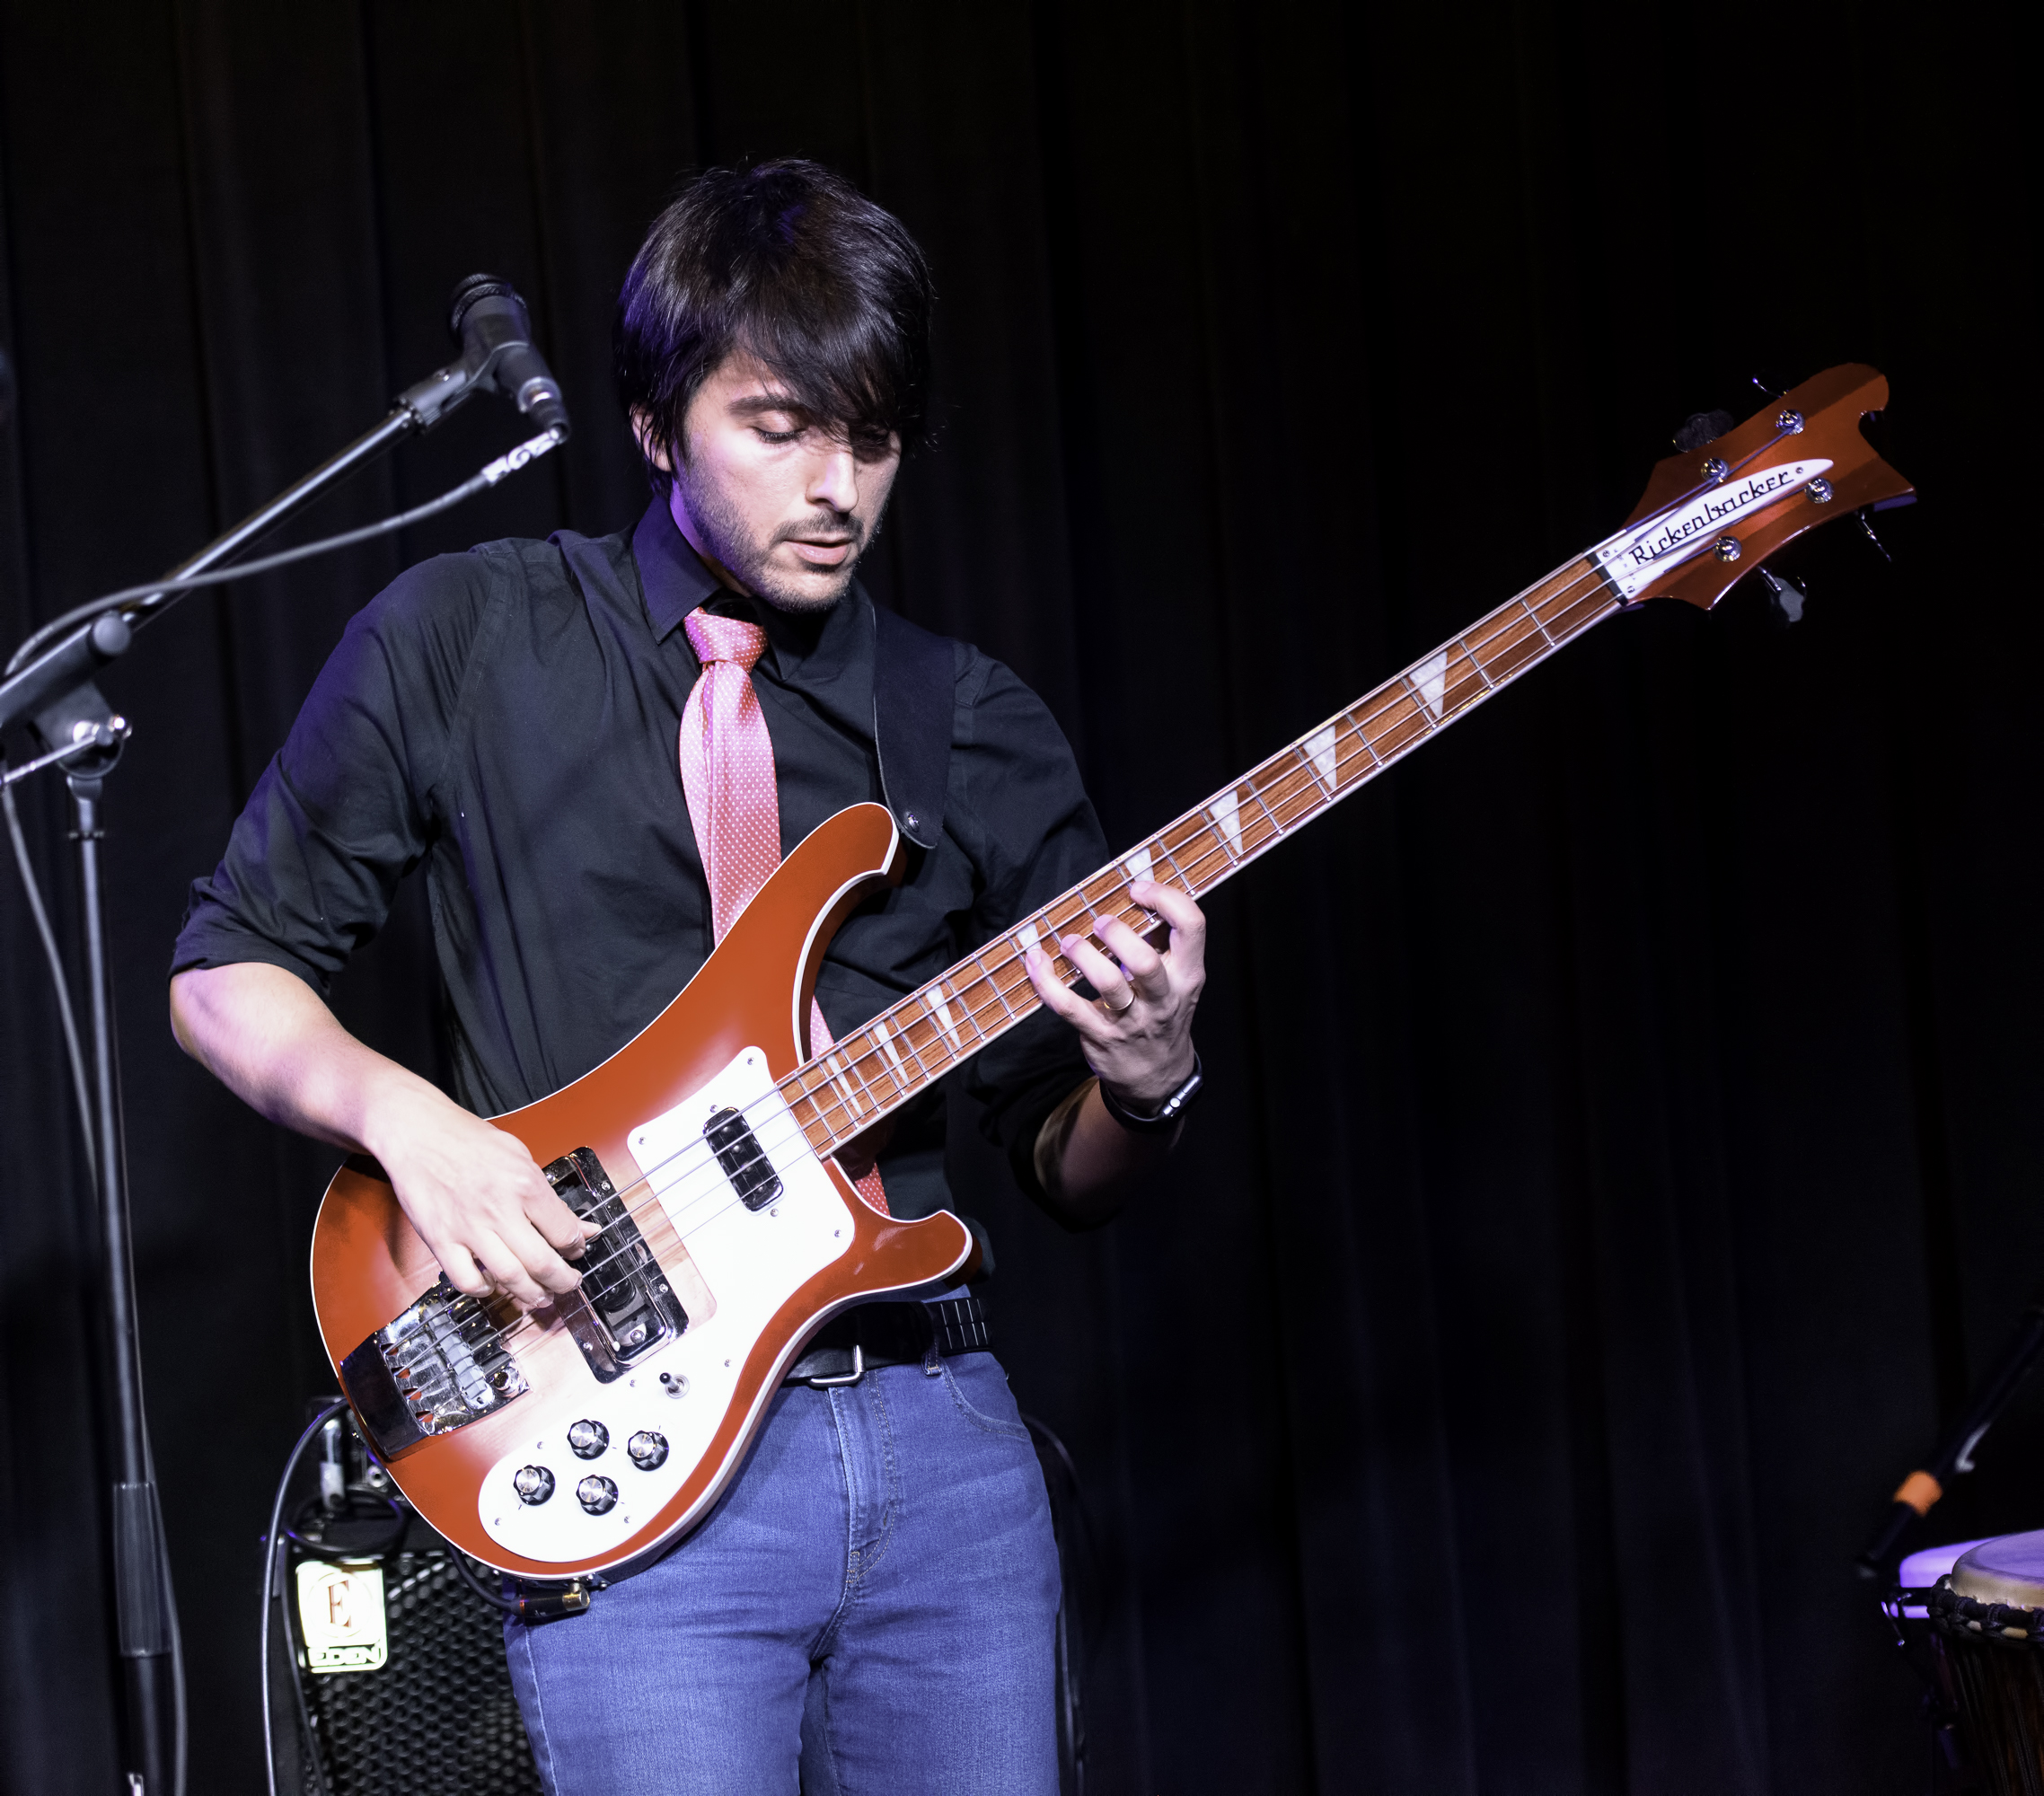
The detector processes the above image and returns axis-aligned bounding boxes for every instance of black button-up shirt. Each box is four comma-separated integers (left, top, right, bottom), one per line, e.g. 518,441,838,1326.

172,499,1106,1219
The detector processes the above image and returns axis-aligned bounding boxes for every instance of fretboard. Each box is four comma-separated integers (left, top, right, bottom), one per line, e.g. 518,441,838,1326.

782,552,1623,1156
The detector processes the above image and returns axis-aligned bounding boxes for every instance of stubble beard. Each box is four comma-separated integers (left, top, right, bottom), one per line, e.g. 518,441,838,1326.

674,457,882,615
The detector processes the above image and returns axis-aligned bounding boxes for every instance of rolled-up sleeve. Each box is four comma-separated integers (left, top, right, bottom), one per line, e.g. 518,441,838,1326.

171,553,487,993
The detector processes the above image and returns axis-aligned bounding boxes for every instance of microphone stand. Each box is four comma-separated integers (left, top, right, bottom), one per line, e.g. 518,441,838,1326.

0,312,548,1792
1856,1290,2044,1578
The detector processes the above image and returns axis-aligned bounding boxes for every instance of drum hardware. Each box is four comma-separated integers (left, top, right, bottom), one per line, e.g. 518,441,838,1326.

1916,1532,2044,1796
1859,1291,2044,1580
1883,1539,1994,1793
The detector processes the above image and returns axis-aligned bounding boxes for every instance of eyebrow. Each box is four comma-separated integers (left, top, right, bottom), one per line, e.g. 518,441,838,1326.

727,393,812,420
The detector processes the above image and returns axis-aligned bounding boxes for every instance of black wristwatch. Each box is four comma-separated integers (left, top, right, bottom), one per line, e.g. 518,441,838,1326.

1098,1053,1204,1135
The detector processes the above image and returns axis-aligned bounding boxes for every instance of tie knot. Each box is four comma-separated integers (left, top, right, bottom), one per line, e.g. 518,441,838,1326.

685,608,766,672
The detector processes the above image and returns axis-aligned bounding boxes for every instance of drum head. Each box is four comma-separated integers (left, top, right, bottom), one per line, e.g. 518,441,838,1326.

1952,1530,2044,1607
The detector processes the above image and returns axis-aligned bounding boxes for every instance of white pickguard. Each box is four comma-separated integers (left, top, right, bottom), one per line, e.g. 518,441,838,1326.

476,1047,853,1563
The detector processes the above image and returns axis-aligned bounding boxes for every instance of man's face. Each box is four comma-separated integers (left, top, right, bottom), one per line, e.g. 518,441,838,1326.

648,350,903,613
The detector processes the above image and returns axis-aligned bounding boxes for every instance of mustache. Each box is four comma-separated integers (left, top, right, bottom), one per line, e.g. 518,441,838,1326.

771,509,865,549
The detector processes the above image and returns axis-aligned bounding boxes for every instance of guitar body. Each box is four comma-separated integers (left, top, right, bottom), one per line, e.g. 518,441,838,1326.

309,802,977,1579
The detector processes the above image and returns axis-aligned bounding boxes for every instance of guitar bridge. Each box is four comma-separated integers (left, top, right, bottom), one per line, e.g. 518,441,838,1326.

339,1277,529,1458
546,1148,688,1383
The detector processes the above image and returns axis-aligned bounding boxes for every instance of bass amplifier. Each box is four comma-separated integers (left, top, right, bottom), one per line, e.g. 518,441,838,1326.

278,1411,545,1795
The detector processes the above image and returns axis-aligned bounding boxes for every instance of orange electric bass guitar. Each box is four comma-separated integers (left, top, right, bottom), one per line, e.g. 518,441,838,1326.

312,365,1912,1580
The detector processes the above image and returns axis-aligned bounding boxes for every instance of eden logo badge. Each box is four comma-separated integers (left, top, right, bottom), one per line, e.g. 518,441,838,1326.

1598,460,1832,600
295,1559,390,1674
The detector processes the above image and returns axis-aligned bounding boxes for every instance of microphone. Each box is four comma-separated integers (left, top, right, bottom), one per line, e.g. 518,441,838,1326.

445,274,572,441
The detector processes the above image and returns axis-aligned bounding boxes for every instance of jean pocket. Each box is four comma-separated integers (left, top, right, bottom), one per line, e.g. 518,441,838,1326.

940,1353,1033,1442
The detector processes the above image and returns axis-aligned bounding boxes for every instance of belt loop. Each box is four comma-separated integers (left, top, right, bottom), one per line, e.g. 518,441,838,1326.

921,1304,942,1377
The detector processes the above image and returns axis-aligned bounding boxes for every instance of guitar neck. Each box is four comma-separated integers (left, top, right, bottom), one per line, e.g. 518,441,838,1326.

783,551,1623,1156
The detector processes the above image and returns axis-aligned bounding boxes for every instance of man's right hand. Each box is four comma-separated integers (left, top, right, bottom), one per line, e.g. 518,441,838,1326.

170,961,593,1307
360,1081,594,1307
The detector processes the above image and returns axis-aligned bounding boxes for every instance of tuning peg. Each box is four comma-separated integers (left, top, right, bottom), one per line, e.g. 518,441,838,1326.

1673,409,1734,452
1856,509,1894,564
1756,568,1807,626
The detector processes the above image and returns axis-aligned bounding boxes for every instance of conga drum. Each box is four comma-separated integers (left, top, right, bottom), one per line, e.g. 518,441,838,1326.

1887,1538,1990,1791
1928,1530,2044,1793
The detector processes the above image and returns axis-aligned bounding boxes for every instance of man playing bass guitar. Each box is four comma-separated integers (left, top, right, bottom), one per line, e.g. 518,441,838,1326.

168,159,1205,1794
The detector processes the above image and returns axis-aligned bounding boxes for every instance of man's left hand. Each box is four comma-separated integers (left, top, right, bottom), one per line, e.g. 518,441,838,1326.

1025,878,1205,1112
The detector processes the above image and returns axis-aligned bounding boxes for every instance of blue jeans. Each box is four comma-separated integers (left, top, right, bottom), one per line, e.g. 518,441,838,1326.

504,1351,1061,1794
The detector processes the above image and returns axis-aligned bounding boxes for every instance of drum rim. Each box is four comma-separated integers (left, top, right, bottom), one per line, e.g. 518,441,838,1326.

1927,1576,2044,1648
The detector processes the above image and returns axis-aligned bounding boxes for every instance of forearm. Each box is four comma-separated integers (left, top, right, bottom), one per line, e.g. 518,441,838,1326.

1033,1078,1179,1228
168,962,458,1161
171,961,590,1305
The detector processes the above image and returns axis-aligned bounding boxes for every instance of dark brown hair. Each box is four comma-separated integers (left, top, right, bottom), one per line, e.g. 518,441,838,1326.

614,160,934,489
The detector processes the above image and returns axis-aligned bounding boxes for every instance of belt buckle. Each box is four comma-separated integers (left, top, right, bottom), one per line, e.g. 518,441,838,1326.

805,1343,865,1388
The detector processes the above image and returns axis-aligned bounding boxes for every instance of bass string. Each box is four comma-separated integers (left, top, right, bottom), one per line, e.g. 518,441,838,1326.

471,594,1595,1343
466,693,1435,1363
454,462,1828,1357
463,580,1616,1349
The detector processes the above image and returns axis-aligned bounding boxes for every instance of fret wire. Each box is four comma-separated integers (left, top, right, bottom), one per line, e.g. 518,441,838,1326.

1517,592,1560,647
980,950,1021,1021
843,1033,901,1109
835,1036,884,1112
797,556,1630,1153
1349,712,1385,770
1457,636,1497,694
831,1062,870,1128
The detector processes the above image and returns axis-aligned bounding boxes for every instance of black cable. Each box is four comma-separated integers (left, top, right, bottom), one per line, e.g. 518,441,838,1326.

261,1399,348,1796
4,424,562,677
442,1540,527,1616
140,1426,188,1796
282,1489,410,1562
1,778,95,1184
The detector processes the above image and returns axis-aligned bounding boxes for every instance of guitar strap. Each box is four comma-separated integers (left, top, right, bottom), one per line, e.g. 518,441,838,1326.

869,601,955,851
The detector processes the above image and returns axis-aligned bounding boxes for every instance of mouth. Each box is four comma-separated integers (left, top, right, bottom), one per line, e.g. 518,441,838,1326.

786,536,857,569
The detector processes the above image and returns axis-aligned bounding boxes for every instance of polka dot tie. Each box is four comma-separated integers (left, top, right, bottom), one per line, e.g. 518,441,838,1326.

680,608,888,1214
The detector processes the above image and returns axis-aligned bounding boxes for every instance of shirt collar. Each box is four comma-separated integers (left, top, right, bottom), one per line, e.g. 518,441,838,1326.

630,496,868,687
633,497,723,642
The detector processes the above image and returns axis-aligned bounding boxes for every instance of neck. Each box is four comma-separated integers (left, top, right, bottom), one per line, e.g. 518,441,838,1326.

777,550,1626,1159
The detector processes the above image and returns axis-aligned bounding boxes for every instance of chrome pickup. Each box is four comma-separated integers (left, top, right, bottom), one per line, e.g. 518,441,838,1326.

339,1276,529,1458
546,1147,688,1383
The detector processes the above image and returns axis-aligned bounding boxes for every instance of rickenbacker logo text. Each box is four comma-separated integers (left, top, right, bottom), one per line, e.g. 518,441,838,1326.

1599,460,1830,600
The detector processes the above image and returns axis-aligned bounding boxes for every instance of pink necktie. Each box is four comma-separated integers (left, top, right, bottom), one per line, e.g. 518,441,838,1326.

680,608,888,1214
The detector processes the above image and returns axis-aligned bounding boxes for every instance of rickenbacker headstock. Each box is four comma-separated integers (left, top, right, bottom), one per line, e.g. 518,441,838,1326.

1613,365,1914,612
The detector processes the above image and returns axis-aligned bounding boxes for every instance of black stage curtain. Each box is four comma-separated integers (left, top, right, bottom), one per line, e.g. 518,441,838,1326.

0,4,2033,1791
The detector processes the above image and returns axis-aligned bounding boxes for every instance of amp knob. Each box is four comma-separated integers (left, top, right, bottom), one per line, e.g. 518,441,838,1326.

577,1475,619,1516
512,1466,556,1506
567,1419,609,1460
627,1431,670,1471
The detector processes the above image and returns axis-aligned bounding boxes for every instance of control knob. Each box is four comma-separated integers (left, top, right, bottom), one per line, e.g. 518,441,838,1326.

513,1466,556,1506
577,1475,619,1516
568,1419,609,1459
627,1431,670,1471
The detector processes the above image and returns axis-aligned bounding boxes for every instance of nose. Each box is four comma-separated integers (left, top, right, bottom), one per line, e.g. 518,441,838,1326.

808,443,859,515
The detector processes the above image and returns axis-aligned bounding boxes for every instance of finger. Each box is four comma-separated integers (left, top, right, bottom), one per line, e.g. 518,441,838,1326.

524,1179,598,1256
1060,931,1134,1013
1132,880,1207,963
499,1211,586,1297
1025,946,1113,1043
1093,912,1168,1000
469,1228,558,1308
435,1238,492,1299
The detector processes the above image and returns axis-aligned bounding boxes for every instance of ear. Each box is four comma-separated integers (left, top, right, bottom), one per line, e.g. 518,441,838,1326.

629,409,675,473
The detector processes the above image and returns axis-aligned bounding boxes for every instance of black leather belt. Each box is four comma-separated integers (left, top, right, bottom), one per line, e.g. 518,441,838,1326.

782,1296,990,1388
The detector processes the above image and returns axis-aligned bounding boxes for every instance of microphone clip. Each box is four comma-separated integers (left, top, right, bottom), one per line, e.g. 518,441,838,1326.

395,274,571,442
